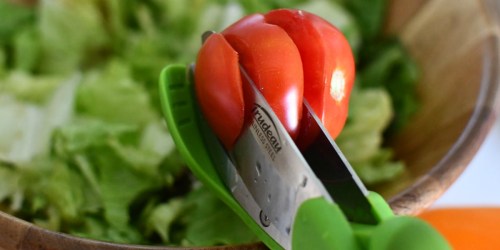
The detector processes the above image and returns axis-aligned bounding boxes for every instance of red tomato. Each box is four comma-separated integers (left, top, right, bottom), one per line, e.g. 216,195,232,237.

194,9,354,151
265,9,355,148
194,33,244,150
222,14,304,140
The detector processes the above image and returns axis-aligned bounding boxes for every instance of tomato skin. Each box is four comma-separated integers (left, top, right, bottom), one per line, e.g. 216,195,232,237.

194,33,244,150
195,10,354,150
265,9,355,148
222,14,304,140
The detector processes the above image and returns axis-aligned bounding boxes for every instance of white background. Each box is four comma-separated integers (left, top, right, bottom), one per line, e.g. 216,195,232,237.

432,116,500,208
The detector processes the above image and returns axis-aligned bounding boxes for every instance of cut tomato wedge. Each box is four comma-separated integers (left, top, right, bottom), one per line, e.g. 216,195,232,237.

194,33,244,150
265,9,355,148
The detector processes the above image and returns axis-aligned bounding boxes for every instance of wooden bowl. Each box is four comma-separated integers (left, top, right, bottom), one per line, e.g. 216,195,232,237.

1,0,499,249
383,0,500,215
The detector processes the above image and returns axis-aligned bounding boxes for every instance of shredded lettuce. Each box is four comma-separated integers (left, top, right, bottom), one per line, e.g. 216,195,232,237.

0,0,35,45
357,40,420,133
12,26,40,72
1,71,63,103
0,48,6,76
76,61,157,126
0,74,79,163
0,0,419,246
180,186,259,246
337,88,405,184
38,0,109,74
337,0,387,40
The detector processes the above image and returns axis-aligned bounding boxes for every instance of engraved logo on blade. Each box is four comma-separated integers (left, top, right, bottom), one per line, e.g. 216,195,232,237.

251,104,282,160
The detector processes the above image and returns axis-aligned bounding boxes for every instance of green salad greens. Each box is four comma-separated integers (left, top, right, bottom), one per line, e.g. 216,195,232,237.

0,0,419,246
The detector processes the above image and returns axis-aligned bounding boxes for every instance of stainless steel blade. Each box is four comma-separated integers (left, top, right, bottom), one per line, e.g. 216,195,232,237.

227,66,332,249
300,102,378,224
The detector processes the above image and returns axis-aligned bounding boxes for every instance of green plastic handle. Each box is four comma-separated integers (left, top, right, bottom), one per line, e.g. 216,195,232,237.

292,192,451,250
292,197,360,249
365,215,451,250
159,64,450,250
159,64,282,250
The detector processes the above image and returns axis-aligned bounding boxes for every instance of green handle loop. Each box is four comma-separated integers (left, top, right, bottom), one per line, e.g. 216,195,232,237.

292,197,360,250
367,215,451,250
292,193,450,250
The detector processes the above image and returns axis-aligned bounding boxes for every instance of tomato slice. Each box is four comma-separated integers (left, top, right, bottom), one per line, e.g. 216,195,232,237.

194,33,244,150
222,14,304,140
265,9,355,148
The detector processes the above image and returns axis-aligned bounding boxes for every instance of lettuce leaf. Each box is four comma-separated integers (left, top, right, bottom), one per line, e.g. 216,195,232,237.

0,47,6,77
337,88,404,184
38,0,109,74
180,186,258,246
0,163,21,208
143,198,185,244
76,61,156,126
1,71,64,104
12,26,40,72
339,0,387,40
0,74,79,163
49,118,171,243
0,0,35,45
358,41,420,133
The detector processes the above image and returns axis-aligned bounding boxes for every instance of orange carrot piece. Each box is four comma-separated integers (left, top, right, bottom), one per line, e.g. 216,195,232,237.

418,208,500,250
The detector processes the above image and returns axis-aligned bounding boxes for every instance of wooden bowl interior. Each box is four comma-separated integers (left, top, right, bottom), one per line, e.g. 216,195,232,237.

381,0,500,214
